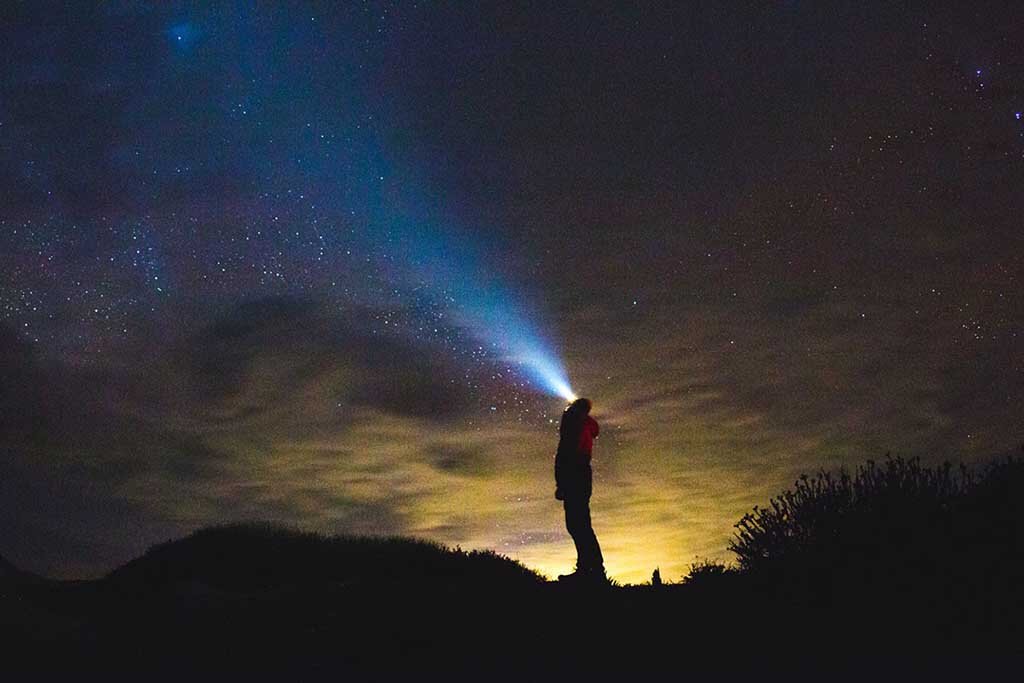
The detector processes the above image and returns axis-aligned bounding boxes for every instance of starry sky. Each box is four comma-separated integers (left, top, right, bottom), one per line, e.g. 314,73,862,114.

2,2,1023,583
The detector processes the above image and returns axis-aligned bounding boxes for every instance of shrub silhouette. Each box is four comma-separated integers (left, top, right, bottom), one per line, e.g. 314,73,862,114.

729,455,1024,608
681,557,734,587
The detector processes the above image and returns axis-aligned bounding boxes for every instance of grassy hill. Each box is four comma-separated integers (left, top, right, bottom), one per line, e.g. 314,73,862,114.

0,554,41,584
5,524,558,673
0,555,20,581
106,523,544,591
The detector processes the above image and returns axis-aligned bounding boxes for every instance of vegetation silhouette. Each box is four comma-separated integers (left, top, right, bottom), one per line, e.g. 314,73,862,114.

731,456,1022,588
3,455,1023,674
108,523,543,591
723,455,1024,646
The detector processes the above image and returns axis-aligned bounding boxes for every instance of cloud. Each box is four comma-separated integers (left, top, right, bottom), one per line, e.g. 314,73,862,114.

173,296,473,423
422,443,496,477
0,298,482,577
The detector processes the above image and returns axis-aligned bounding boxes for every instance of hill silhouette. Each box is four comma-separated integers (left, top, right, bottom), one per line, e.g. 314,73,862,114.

0,554,20,580
4,457,1023,675
0,554,40,584
107,523,543,592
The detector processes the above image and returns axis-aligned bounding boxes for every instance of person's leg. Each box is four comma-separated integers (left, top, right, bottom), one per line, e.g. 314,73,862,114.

565,497,603,573
564,497,588,571
577,497,604,573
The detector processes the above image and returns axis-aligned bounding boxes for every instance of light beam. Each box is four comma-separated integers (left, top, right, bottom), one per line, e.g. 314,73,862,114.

361,203,576,402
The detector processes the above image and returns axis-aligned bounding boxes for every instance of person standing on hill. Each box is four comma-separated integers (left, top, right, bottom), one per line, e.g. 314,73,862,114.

554,397,605,583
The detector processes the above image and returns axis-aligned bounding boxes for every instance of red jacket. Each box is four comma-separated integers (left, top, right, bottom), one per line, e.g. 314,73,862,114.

579,416,600,456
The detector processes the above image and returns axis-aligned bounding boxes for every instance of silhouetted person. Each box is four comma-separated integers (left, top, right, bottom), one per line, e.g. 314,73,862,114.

554,397,605,583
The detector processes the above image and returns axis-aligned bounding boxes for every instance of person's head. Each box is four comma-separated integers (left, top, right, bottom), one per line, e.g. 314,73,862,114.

568,397,592,416
559,397,591,441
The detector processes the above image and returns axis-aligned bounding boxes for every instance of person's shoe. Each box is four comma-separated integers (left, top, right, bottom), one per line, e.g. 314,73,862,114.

558,567,608,586
557,570,584,582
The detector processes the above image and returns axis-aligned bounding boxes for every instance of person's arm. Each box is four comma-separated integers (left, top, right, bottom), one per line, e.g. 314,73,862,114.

590,416,600,438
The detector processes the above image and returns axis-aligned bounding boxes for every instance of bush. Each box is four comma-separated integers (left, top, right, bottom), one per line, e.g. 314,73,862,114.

681,557,734,587
729,455,1024,602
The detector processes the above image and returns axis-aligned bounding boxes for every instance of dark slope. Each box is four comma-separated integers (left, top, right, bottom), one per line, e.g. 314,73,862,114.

7,524,563,673
106,522,543,591
0,555,20,580
0,554,42,584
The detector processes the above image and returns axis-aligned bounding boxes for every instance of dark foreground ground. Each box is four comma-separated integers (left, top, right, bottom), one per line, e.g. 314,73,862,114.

2,526,1021,677
5,574,1020,678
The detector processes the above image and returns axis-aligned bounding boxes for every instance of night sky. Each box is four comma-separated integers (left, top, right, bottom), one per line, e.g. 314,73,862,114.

2,2,1022,583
